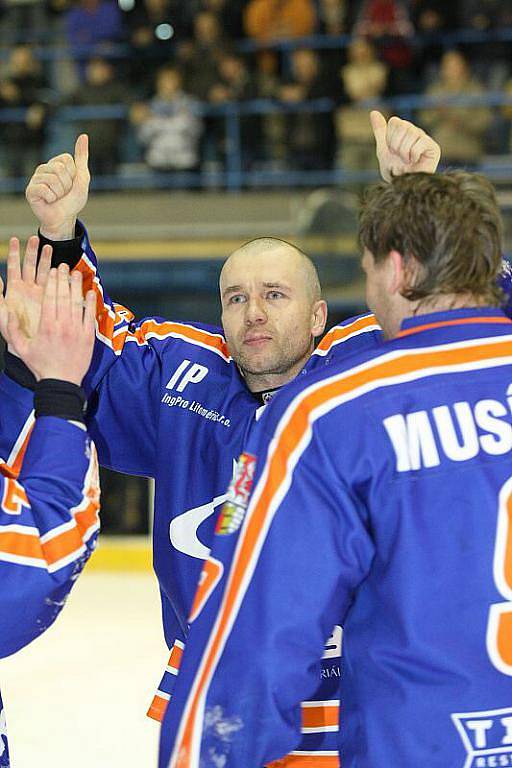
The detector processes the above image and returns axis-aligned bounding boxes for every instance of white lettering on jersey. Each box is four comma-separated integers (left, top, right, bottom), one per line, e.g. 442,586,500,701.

323,625,343,659
169,460,238,559
384,386,512,472
452,706,512,766
166,360,209,393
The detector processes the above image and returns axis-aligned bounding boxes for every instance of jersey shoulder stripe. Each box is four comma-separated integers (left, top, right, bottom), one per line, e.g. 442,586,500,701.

125,320,230,362
171,331,512,767
76,254,130,355
313,313,380,357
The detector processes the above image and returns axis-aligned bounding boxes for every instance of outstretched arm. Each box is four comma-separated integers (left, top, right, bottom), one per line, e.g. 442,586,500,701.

0,263,100,657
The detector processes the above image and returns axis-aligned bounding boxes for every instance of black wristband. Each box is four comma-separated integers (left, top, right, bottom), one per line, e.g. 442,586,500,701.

38,221,85,269
34,379,86,423
5,351,37,391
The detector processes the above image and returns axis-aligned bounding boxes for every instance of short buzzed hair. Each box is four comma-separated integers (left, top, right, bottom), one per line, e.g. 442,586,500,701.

231,237,322,301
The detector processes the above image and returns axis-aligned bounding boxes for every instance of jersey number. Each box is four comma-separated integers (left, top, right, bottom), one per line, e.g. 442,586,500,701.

487,477,512,675
1,478,29,515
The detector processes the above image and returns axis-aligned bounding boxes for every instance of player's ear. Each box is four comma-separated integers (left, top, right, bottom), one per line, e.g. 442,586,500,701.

388,250,408,295
311,299,328,338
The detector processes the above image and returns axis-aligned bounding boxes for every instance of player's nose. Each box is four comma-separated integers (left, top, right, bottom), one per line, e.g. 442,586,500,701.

244,297,267,325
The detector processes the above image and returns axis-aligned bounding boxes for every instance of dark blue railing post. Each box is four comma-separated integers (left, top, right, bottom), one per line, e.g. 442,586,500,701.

224,103,243,192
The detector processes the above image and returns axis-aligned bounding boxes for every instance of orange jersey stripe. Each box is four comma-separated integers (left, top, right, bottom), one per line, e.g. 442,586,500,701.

1,497,100,567
148,693,170,723
316,314,379,353
130,320,230,360
173,333,512,767
268,756,338,768
148,640,185,722
78,250,230,360
169,642,184,670
397,315,512,338
0,448,100,569
0,529,42,560
301,704,339,731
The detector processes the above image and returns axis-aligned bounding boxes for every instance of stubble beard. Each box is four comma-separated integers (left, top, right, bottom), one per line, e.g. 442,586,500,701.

234,336,313,381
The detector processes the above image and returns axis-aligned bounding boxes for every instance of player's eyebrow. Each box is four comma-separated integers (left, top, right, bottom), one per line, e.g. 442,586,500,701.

222,285,244,298
262,282,291,291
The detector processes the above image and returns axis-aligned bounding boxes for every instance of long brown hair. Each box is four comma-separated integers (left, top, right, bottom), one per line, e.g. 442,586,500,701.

359,171,503,304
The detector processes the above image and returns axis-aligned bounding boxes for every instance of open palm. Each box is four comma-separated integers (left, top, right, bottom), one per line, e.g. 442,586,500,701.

3,236,52,342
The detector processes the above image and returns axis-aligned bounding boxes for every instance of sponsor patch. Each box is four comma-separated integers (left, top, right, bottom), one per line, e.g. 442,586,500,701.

452,706,512,768
215,453,256,535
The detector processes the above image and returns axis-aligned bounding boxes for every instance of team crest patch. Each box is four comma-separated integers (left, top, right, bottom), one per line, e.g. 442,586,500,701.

452,706,512,767
215,453,256,535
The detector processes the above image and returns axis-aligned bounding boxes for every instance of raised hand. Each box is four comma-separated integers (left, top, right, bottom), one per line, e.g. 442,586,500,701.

0,264,96,386
370,110,441,183
2,236,52,352
25,134,91,241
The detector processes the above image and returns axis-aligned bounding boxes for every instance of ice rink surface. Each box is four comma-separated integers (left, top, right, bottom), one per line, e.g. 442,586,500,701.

0,569,168,767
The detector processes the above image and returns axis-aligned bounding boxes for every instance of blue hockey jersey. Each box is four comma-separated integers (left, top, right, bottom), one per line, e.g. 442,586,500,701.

0,415,100,766
162,306,512,768
0,226,383,766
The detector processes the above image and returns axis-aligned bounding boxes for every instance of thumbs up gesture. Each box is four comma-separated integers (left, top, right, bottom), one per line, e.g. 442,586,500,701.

25,134,91,240
370,111,441,183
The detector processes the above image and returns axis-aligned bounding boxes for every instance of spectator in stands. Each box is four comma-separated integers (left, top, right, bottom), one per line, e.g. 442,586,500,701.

130,64,202,172
0,44,49,178
125,0,193,92
178,10,225,100
279,48,336,171
419,49,492,167
337,38,388,171
244,0,317,41
65,0,124,78
69,57,130,176
354,0,413,38
354,0,414,93
458,0,512,87
201,0,246,39
410,0,456,32
458,0,512,30
208,51,262,169
410,0,457,86
317,0,347,35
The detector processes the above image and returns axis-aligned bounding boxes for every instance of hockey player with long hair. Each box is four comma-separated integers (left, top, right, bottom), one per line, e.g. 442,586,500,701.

0,113,440,766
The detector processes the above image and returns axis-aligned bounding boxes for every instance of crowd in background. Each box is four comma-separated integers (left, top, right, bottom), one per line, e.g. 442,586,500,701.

0,0,512,179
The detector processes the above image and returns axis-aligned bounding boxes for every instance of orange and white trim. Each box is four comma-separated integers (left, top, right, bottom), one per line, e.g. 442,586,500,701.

125,320,230,362
148,690,171,723
0,445,100,572
268,754,338,768
300,700,339,734
312,313,380,358
170,331,512,768
147,639,186,722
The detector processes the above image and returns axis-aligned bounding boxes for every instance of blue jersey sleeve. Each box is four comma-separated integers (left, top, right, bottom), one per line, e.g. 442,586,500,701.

162,402,375,768
0,224,228,478
0,415,100,657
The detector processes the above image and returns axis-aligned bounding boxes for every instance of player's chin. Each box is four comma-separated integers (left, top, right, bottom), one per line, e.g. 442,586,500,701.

239,350,278,374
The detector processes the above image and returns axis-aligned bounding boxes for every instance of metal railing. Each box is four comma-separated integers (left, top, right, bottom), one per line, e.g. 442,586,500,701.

1,91,512,193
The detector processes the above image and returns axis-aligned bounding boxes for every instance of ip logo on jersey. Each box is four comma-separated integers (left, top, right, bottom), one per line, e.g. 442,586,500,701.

215,453,256,536
452,707,512,768
166,359,209,393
